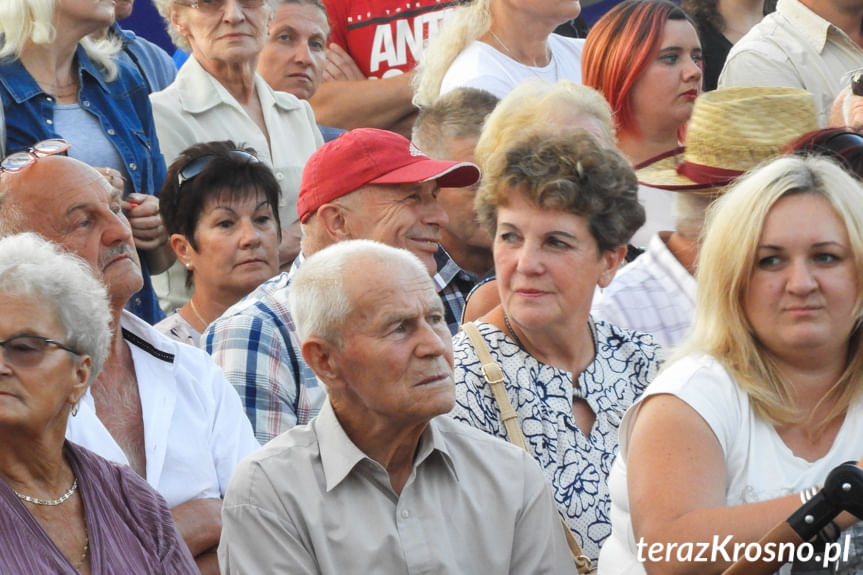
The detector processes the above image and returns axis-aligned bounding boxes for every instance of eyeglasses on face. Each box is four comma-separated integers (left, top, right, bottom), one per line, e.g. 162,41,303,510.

0,335,80,369
0,139,71,174
176,0,267,12
172,150,260,210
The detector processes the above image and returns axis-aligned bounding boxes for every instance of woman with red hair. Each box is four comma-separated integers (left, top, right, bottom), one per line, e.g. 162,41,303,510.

582,0,703,245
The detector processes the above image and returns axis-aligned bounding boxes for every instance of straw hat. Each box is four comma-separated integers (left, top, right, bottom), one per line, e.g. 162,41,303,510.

636,86,818,192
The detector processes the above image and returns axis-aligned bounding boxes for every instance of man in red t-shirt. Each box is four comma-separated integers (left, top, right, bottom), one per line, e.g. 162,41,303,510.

310,0,460,137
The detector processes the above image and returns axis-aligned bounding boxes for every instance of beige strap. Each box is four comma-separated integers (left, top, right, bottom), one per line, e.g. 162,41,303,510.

460,322,594,574
461,321,525,449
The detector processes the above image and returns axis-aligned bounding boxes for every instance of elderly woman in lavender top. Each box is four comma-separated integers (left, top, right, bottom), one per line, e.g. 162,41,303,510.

0,233,196,574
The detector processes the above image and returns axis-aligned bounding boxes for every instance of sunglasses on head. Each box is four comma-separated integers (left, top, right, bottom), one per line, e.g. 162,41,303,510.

172,150,260,211
0,139,70,174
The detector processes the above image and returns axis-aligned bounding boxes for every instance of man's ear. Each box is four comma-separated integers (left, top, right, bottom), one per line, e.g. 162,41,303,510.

301,337,345,391
314,203,352,242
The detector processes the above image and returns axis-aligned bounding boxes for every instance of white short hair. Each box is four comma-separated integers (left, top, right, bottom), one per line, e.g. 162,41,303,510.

289,240,430,344
0,233,112,382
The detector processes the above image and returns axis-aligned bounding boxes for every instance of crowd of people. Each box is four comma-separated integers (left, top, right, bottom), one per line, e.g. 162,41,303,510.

2,0,863,573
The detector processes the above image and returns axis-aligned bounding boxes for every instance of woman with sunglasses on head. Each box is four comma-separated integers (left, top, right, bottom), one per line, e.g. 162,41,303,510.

0,233,197,574
0,0,172,326
150,0,322,315
155,141,281,346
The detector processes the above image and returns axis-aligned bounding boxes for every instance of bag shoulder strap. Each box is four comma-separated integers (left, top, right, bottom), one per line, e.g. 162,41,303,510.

460,321,594,574
461,321,526,450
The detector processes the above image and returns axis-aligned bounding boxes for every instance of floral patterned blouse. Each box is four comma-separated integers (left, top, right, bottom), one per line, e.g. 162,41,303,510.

451,318,662,562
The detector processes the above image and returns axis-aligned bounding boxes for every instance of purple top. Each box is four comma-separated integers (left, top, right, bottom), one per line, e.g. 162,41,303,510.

0,441,197,574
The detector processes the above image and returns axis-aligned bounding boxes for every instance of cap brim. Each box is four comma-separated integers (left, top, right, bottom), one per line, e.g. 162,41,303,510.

370,159,481,188
636,152,730,192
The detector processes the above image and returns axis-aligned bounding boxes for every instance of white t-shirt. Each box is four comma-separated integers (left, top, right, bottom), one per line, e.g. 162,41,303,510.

439,34,585,99
600,353,863,574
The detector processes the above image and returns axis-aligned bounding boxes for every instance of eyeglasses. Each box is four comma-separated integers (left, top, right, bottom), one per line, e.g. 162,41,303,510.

0,139,70,174
0,335,80,369
172,150,260,209
177,0,267,12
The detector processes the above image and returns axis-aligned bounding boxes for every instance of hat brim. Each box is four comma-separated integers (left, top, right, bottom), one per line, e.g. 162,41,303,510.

636,151,731,192
370,159,481,188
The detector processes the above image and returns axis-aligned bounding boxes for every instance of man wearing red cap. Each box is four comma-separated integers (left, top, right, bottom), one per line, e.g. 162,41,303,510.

202,128,480,444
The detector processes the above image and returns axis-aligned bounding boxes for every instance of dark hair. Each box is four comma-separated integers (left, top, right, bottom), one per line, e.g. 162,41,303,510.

783,128,863,180
476,130,645,253
159,140,282,251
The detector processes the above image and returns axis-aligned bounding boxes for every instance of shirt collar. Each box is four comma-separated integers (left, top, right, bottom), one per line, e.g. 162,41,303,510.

178,55,302,115
0,45,108,103
778,0,836,53
316,400,458,492
432,245,477,291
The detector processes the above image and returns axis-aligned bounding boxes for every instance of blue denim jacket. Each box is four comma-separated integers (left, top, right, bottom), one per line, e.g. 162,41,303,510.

0,46,167,324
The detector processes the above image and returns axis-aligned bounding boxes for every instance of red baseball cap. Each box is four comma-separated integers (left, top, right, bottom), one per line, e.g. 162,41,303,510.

298,128,481,223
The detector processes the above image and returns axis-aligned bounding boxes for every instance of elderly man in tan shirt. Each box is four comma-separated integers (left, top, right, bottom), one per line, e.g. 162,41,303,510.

218,240,575,575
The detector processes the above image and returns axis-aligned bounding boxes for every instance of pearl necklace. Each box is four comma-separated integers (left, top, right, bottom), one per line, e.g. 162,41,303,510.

13,478,78,506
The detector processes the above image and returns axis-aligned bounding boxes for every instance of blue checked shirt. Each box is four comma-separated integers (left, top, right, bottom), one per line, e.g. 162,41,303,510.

432,246,480,335
202,255,325,444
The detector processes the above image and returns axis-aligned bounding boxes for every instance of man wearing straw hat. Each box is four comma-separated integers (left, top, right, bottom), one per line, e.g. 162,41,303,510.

592,86,818,347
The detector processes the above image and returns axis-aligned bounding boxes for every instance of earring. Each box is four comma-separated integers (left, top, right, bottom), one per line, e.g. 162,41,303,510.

71,403,79,417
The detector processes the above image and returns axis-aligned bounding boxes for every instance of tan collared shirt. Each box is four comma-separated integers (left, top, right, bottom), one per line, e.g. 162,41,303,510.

719,0,863,125
219,400,576,574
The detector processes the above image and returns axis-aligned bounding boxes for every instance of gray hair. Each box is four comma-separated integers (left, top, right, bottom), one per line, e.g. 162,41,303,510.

289,240,429,344
412,87,499,159
0,233,112,383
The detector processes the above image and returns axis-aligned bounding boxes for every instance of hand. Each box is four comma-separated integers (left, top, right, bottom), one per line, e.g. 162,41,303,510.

323,43,366,82
123,193,168,252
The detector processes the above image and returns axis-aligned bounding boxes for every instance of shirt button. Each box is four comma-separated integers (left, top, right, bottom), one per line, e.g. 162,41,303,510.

82,100,90,108
400,510,409,519
129,163,138,171
107,128,116,135
46,119,53,125
275,172,285,181
45,96,53,102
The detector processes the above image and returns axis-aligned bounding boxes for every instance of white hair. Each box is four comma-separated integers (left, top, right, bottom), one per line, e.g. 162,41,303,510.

0,233,112,382
289,240,430,344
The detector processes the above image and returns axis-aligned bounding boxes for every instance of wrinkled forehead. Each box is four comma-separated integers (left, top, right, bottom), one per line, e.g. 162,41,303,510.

3,156,118,211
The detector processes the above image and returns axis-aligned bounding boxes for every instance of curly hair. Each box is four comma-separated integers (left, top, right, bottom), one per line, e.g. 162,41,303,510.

476,129,644,253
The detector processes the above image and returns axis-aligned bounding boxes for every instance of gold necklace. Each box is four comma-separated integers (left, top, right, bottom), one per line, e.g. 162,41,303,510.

13,478,78,506
488,29,554,70
188,299,210,332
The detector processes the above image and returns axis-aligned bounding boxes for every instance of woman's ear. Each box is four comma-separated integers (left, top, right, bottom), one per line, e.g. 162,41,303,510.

170,7,189,38
597,245,628,288
69,354,92,407
171,234,195,270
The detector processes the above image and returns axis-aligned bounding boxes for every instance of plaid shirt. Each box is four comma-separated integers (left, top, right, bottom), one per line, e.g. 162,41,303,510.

432,246,479,335
202,255,325,444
